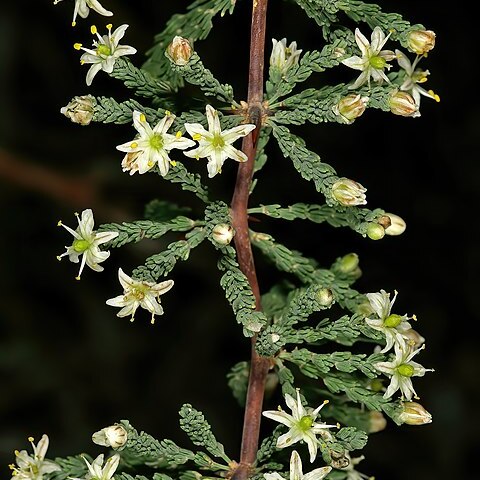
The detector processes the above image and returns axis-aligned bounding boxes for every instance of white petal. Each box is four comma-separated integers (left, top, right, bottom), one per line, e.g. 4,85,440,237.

223,144,248,163
103,454,120,479
277,429,303,449
341,55,367,71
205,104,221,135
262,410,295,427
114,45,137,57
303,431,319,463
184,122,210,139
118,268,134,289
303,467,332,480
111,24,129,46
290,450,303,479
284,393,298,414
370,26,386,53
86,62,103,86
153,279,175,295
222,123,256,144
349,70,369,89
88,0,113,16
106,295,128,308
354,28,370,56
264,474,284,480
383,375,400,399
35,435,49,460
132,110,153,138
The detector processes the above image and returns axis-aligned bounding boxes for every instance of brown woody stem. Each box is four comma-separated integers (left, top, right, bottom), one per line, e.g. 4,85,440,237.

231,1,270,479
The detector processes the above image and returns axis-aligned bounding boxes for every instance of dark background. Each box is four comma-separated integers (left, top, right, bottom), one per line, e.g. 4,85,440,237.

0,1,477,479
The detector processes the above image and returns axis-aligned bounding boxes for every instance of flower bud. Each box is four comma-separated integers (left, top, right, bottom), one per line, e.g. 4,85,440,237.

316,288,334,307
270,38,302,73
407,30,436,55
389,91,419,118
384,213,407,236
332,178,367,206
333,94,369,124
366,223,385,240
212,224,234,245
398,402,432,425
338,253,359,274
166,36,193,66
333,47,346,59
377,215,392,230
369,411,387,433
403,328,425,348
92,424,128,448
60,95,95,126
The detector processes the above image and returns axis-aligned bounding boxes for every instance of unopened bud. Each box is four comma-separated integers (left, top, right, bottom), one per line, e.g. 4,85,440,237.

399,402,432,425
270,38,302,73
390,91,419,118
404,328,425,348
92,424,128,448
333,94,369,124
384,213,407,236
368,378,384,393
333,47,346,59
61,95,95,125
316,288,334,307
332,178,367,206
339,253,359,274
166,36,193,66
212,224,234,245
369,411,387,433
366,223,385,240
377,215,392,230
407,30,436,55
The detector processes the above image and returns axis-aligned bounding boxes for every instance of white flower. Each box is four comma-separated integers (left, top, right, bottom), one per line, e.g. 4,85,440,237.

183,105,256,178
262,390,338,463
264,451,331,480
71,454,120,480
342,27,396,89
396,50,440,106
374,343,433,401
270,38,302,73
365,290,413,353
57,209,118,280
74,24,136,86
54,0,113,27
106,268,174,324
331,178,367,206
9,435,60,480
92,424,128,449
341,453,372,480
116,111,195,176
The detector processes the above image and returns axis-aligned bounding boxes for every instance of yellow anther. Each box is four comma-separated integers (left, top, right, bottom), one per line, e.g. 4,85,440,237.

57,220,63,226
170,160,177,167
175,131,182,138
336,422,341,428
72,21,76,27
323,399,329,405
150,317,155,325
418,77,428,83
90,25,97,35
140,113,146,122
80,60,85,65
412,314,418,321
74,211,79,216
14,450,20,456
106,23,113,30
74,43,82,50
28,437,34,442
193,133,202,141
130,142,138,149
130,317,135,322
9,464,15,470
75,276,81,281
428,90,440,102
148,161,154,166
56,256,62,261
165,110,171,116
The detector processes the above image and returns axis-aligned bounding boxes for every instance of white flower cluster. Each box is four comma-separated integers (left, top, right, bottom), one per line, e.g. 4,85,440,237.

366,290,434,402
262,390,370,479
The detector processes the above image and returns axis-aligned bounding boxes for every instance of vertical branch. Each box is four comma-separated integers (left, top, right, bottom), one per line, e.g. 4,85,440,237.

231,1,270,479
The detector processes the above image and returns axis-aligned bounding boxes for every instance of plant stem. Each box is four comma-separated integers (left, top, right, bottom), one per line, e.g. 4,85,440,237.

231,1,270,479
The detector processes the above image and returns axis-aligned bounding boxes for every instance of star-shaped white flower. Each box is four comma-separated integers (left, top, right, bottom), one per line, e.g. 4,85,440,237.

374,343,433,401
74,24,136,86
71,454,119,480
342,27,396,89
396,50,440,106
262,390,338,463
9,435,60,480
183,105,256,178
116,111,195,176
365,290,412,353
54,0,113,27
106,268,174,324
57,209,118,280
264,451,331,480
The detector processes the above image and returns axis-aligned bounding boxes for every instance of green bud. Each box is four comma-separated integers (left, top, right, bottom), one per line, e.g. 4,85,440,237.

367,223,385,240
384,314,403,328
316,288,334,307
339,253,359,274
369,378,384,392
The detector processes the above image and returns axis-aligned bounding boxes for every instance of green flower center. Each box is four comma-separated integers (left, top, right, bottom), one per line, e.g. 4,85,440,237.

211,134,225,149
97,44,112,56
129,284,150,302
72,239,91,253
369,55,387,69
384,314,403,328
397,364,415,377
298,415,314,431
149,133,164,151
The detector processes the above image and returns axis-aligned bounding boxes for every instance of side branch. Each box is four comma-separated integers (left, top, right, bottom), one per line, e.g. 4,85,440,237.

231,1,270,479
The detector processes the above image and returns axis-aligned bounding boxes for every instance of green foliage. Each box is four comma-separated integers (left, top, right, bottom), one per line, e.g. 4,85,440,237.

144,200,192,222
162,163,210,203
226,361,249,406
170,53,235,104
256,426,284,464
92,97,163,124
50,455,88,480
218,246,268,337
110,58,172,99
144,0,237,87
179,404,231,463
99,217,199,248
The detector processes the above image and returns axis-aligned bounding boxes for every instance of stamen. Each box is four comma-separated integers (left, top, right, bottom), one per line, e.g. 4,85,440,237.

74,43,82,50
170,160,177,167
90,25,97,35
75,276,81,281
193,133,202,141
106,24,113,30
175,131,182,138
72,21,76,27
57,220,63,226
130,142,138,148
140,113,146,122
28,437,34,442
165,110,171,116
